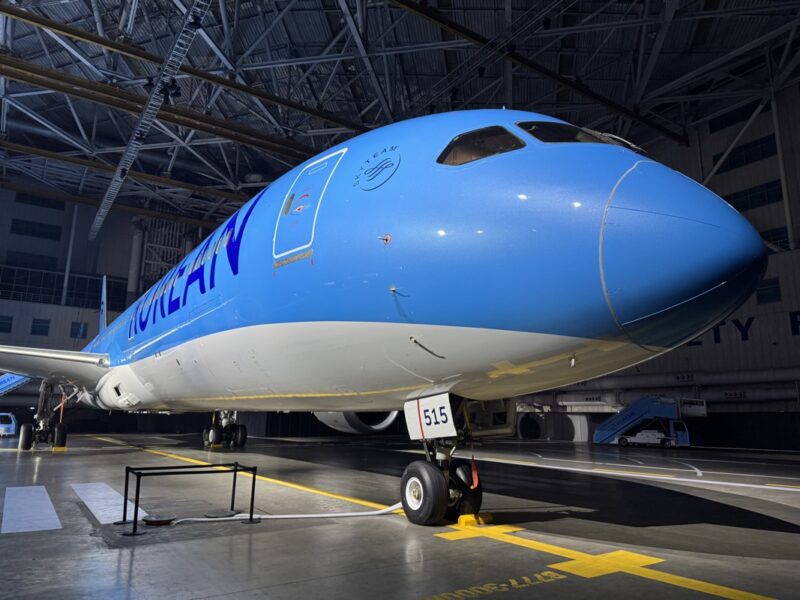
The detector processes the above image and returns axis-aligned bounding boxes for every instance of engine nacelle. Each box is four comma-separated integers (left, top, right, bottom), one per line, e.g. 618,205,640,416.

313,411,399,434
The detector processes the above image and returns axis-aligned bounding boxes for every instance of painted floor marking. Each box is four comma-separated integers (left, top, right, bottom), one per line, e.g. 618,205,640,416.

1,486,62,534
670,460,703,477
765,483,800,490
89,439,389,511
437,524,771,600
71,482,147,524
96,436,774,600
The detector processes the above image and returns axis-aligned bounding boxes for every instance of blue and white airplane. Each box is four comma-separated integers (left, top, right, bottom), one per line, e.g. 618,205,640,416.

0,109,766,524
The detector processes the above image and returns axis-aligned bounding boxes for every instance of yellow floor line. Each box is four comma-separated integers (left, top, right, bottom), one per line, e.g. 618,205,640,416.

765,483,800,490
94,436,772,600
592,468,675,478
95,437,388,511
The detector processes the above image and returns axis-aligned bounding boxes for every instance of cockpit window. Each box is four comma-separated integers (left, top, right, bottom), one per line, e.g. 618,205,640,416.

517,121,608,144
517,121,647,155
437,126,525,166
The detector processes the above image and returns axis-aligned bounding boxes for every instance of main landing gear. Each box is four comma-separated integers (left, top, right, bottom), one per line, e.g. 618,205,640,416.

202,411,247,449
19,382,70,451
400,441,483,525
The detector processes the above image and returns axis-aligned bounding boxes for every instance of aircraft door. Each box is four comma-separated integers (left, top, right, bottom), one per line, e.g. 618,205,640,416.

273,148,347,265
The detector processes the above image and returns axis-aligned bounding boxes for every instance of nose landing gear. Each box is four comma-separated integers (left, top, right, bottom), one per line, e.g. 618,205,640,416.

400,440,484,526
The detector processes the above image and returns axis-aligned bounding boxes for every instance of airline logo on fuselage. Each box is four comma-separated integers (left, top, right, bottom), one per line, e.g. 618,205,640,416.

128,196,261,339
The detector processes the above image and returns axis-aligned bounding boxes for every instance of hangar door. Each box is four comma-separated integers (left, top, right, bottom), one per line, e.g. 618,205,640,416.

272,148,347,263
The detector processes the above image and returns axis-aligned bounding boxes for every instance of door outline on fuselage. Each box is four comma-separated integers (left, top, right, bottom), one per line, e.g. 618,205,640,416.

272,148,348,261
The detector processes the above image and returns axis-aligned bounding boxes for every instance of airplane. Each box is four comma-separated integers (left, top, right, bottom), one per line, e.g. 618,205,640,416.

0,109,767,525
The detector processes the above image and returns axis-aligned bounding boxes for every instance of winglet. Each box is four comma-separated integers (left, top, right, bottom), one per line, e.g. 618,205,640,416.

99,275,107,334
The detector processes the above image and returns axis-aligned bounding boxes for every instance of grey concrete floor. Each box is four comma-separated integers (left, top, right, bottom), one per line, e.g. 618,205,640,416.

0,433,798,599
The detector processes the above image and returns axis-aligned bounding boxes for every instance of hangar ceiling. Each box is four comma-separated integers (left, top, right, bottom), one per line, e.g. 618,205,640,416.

0,0,798,232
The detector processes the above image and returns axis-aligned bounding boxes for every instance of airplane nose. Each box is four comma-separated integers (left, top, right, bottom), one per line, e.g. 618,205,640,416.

601,161,767,349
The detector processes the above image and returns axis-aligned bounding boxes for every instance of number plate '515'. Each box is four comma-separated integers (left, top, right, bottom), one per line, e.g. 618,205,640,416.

403,393,457,440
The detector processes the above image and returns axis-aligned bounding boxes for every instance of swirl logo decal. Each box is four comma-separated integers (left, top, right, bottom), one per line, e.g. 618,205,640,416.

354,146,400,191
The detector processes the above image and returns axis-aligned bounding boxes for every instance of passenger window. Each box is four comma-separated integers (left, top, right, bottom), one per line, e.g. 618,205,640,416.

437,126,525,166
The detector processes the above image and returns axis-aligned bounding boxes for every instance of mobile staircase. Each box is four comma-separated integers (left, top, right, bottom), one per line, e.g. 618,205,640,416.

593,395,685,445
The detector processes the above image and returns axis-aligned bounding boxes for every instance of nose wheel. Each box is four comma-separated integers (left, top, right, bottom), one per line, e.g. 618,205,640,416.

401,460,448,525
400,449,483,526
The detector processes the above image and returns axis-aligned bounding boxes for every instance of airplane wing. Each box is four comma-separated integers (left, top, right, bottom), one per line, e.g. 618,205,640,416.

0,345,110,392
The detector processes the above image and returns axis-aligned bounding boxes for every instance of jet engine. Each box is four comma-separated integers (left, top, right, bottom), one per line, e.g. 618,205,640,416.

313,411,399,434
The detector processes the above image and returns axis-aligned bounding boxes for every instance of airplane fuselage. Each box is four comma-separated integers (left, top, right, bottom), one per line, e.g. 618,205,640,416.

81,109,766,412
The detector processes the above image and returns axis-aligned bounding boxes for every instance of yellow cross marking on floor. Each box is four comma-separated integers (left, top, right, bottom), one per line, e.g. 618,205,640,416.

435,522,772,599
549,550,664,577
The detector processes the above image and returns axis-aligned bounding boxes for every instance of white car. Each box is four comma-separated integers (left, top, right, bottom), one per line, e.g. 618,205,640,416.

616,429,674,447
0,413,17,437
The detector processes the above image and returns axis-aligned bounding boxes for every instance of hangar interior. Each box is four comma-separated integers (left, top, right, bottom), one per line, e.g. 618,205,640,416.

0,1,798,599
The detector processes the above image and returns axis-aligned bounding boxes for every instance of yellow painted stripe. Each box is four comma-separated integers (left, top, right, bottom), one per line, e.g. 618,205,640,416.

628,566,772,600
765,483,800,490
91,435,129,446
126,444,389,511
592,468,675,478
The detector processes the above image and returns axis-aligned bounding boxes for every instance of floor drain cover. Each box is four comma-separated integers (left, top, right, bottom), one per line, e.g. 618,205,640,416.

143,515,176,526
204,509,240,519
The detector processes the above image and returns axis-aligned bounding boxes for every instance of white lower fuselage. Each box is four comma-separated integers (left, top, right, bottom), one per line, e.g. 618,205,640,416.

94,322,656,412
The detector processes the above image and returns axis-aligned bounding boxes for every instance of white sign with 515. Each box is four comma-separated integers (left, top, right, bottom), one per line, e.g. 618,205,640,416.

404,393,457,440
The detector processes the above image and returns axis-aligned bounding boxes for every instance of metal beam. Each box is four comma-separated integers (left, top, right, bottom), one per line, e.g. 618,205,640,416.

644,17,800,103
0,139,246,203
89,0,211,239
336,0,393,122
0,53,313,162
0,178,217,229
388,0,686,143
0,2,367,133
703,97,768,185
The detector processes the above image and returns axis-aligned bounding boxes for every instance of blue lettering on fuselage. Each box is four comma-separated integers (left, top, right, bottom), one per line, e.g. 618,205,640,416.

128,195,262,340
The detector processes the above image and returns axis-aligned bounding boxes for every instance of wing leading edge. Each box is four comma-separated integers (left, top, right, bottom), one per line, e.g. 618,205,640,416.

0,344,110,392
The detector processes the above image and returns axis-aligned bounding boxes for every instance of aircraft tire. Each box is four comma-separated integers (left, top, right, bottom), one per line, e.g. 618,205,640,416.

202,428,210,446
401,460,447,526
208,425,224,445
445,459,483,522
233,425,247,447
54,424,67,447
18,424,32,451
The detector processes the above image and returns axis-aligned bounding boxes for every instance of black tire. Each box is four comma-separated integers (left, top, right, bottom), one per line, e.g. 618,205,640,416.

223,424,236,445
18,424,32,451
208,425,224,445
401,460,448,526
445,459,483,522
202,428,210,446
619,437,629,447
660,438,670,448
233,425,247,447
53,423,67,447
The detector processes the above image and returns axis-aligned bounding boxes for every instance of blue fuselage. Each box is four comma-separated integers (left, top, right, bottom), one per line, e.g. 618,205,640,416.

81,109,765,409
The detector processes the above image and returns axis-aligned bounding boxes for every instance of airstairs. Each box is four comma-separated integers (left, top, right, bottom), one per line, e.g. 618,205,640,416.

592,395,683,444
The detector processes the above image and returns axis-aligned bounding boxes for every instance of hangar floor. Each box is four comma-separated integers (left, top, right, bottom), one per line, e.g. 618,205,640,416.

0,434,798,599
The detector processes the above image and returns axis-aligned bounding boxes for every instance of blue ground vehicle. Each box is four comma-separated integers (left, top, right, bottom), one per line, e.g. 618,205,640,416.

0,413,17,437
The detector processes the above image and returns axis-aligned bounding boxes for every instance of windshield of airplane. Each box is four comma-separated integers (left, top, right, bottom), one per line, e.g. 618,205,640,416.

517,121,647,155
516,121,612,144
437,125,525,166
